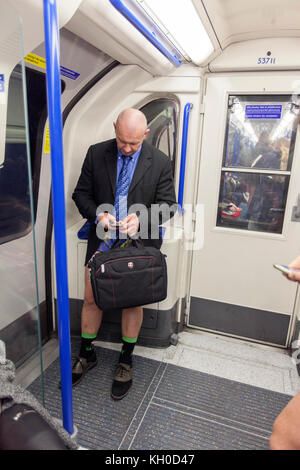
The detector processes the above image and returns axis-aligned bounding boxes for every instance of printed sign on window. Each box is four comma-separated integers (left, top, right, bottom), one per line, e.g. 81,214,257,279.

245,105,282,119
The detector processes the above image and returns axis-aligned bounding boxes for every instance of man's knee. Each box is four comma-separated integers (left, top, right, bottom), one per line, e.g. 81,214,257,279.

83,268,95,306
270,413,300,450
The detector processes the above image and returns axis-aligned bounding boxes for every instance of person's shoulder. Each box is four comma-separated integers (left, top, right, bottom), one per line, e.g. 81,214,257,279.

90,138,117,153
142,140,170,164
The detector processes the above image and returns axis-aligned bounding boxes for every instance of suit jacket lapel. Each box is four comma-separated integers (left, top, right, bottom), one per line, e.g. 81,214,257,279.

129,142,152,195
104,140,118,197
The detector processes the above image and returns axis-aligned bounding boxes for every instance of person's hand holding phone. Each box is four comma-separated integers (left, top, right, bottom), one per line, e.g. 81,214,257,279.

288,255,300,282
274,256,300,282
118,213,140,237
97,212,118,231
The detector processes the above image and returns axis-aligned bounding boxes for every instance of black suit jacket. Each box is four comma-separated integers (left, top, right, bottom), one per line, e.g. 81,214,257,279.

72,139,177,264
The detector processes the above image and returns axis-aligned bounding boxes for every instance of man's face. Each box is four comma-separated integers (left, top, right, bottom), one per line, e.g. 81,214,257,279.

114,122,149,156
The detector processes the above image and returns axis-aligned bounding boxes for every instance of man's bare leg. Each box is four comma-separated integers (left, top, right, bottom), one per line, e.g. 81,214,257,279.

121,306,143,339
71,267,103,387
81,266,103,335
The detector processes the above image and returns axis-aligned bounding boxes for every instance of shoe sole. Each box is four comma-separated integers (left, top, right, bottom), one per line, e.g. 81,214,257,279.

111,388,131,400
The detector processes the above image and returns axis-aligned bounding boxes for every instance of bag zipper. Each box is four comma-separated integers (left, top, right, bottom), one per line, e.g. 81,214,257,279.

96,255,155,275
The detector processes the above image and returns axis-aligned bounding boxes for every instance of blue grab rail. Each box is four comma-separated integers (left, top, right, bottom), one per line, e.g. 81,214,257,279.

109,0,182,67
43,0,74,435
178,103,193,209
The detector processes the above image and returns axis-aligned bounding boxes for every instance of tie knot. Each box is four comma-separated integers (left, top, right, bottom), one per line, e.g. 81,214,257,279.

121,155,132,170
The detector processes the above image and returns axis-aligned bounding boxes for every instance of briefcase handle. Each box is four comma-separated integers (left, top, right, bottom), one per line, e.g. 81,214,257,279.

110,236,144,250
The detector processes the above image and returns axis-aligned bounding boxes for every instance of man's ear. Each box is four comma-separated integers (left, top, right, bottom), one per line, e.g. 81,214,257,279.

113,122,117,131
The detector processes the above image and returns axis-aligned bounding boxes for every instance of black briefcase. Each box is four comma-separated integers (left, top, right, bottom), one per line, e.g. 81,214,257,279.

88,239,168,310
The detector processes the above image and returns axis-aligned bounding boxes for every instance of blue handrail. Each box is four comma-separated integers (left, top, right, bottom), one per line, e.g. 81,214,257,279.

43,0,73,435
109,0,182,67
178,103,193,209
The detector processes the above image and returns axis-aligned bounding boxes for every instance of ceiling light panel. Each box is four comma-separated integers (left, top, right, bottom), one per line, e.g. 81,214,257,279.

138,0,214,64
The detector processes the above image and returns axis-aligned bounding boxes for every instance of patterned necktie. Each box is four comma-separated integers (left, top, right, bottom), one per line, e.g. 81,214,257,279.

97,154,133,251
114,155,132,222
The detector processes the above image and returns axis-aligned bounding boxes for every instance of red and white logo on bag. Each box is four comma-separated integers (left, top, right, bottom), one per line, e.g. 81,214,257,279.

128,262,134,269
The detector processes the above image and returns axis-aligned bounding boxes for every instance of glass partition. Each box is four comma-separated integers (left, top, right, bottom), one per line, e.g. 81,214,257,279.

217,95,299,233
1,64,32,245
0,2,43,399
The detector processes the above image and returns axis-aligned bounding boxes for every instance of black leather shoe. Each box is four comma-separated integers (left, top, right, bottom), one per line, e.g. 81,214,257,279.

71,352,98,387
111,362,133,400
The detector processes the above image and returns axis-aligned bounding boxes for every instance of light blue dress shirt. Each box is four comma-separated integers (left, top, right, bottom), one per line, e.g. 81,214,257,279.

116,146,142,186
95,145,142,225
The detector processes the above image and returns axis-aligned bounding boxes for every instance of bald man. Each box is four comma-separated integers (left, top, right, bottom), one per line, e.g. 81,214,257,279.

72,109,177,400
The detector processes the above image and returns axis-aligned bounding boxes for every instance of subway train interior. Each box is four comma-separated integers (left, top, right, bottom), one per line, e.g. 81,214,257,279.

2,0,300,451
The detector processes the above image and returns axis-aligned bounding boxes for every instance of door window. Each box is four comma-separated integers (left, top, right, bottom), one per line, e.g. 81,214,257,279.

217,95,299,233
0,64,65,246
140,98,179,176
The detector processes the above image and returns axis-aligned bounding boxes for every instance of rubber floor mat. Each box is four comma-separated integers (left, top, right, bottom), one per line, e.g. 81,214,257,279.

27,338,292,450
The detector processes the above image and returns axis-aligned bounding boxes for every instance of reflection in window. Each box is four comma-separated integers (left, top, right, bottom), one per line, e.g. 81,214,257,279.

217,95,298,234
223,95,298,171
217,172,289,233
140,98,179,175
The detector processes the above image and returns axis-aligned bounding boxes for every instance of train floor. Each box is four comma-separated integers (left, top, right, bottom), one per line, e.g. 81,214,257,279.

20,329,300,450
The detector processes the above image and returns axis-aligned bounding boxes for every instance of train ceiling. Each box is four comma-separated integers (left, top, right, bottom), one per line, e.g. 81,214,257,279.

198,0,300,50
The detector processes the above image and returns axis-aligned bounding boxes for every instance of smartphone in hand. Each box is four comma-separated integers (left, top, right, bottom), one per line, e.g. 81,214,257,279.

273,264,300,275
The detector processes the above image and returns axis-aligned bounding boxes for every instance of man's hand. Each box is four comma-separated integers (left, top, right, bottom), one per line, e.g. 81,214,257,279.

97,212,118,231
118,213,140,237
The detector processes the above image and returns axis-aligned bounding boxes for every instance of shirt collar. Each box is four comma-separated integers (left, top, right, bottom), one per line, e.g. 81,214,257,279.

117,145,142,160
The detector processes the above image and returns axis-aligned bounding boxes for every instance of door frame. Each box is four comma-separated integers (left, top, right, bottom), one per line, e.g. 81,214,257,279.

187,73,300,348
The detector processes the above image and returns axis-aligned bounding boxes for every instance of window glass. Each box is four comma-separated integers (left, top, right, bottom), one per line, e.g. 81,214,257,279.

217,95,298,234
217,171,289,233
25,67,47,182
0,64,30,245
223,95,298,171
0,64,64,246
140,98,179,175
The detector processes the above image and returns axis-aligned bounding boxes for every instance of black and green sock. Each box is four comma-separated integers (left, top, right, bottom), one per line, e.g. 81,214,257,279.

80,333,97,359
119,336,137,365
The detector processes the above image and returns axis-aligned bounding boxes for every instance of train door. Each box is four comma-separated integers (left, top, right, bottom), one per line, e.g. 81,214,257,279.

188,72,300,347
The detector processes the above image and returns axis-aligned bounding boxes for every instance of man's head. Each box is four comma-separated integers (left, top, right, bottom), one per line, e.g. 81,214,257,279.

114,108,149,156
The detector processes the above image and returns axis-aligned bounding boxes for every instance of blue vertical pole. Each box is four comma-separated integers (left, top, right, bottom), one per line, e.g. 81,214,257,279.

43,0,73,434
178,103,193,210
